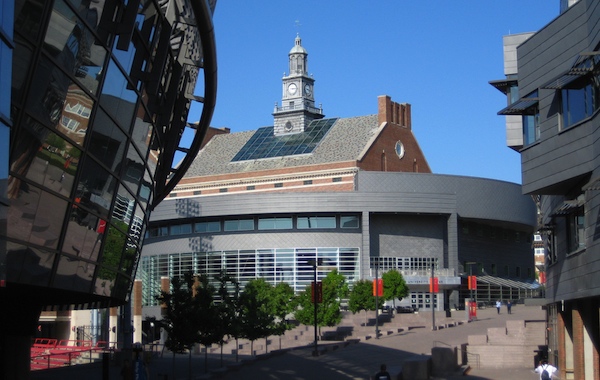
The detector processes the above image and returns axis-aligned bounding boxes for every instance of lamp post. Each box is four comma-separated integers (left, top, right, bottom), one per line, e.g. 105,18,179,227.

308,258,323,356
375,261,379,339
466,261,476,321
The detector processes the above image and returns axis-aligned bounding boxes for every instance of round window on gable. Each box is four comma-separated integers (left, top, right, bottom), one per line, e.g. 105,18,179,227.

395,140,405,159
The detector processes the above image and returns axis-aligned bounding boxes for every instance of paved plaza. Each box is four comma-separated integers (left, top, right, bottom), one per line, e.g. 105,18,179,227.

30,305,546,380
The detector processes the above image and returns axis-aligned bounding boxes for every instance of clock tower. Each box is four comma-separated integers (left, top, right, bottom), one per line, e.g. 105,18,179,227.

273,34,324,135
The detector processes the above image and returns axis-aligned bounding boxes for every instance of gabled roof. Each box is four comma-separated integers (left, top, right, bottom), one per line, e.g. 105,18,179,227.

184,114,382,178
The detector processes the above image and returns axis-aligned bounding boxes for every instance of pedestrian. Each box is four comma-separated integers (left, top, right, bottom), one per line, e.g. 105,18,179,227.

535,359,557,379
373,363,391,380
496,300,501,314
507,300,512,314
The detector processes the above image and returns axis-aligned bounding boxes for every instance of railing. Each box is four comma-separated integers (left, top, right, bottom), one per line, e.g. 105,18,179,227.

30,339,113,371
433,340,480,370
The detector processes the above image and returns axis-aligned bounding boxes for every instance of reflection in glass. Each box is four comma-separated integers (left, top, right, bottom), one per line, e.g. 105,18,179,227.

5,242,55,285
88,108,127,172
122,143,145,197
131,107,153,163
77,157,116,220
63,207,103,263
44,0,105,95
13,119,80,198
54,254,94,292
99,222,127,273
7,186,67,250
99,59,138,130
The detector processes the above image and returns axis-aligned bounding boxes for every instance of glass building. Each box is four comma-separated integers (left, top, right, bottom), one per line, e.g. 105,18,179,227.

0,1,217,378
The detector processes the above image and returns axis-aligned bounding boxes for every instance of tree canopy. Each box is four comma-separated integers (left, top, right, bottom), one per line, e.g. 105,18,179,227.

382,270,409,308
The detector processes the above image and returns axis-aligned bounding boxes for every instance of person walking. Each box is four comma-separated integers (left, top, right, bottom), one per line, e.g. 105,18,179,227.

506,300,512,314
373,364,391,380
495,300,501,314
535,359,557,379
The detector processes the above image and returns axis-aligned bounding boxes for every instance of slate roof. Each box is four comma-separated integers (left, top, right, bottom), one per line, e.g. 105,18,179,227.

184,114,382,177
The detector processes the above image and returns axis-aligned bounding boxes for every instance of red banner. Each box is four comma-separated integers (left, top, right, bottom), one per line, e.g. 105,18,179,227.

468,275,477,290
372,279,383,297
429,277,439,293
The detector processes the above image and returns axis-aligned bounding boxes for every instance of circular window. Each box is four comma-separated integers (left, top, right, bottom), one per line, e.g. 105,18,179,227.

285,121,293,131
395,140,405,159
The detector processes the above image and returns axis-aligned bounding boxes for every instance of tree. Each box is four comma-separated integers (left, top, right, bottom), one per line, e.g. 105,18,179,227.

193,275,222,373
270,282,297,350
382,270,409,310
238,278,275,355
156,272,202,380
294,269,348,330
348,279,377,325
215,271,242,362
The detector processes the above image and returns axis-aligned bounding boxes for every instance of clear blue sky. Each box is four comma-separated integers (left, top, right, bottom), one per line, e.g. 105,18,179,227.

188,1,559,185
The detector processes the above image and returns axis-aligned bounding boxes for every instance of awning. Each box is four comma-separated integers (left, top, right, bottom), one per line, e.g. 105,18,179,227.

497,98,538,115
489,78,517,94
542,51,600,89
550,198,584,216
476,275,540,290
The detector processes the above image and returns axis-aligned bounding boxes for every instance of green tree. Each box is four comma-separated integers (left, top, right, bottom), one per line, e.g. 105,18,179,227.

294,269,348,330
382,270,409,310
193,275,222,373
271,282,297,350
348,279,377,325
156,272,202,380
239,278,275,355
215,271,243,362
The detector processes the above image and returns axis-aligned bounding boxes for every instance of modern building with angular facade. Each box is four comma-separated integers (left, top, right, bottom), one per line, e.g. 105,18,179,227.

492,0,600,377
0,0,217,378
139,36,538,324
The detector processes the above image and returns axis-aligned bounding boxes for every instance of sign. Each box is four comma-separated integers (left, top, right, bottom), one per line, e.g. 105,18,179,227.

372,279,383,297
429,277,439,293
468,275,477,290
311,281,323,303
468,300,477,320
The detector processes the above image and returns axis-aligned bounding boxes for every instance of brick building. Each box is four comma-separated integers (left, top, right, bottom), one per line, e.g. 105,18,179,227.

139,35,538,328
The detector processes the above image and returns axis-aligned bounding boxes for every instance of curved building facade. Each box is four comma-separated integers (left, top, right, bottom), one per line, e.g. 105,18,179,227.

142,172,537,316
0,0,217,377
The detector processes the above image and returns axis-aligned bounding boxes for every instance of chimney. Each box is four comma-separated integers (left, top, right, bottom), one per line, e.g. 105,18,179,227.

378,95,411,129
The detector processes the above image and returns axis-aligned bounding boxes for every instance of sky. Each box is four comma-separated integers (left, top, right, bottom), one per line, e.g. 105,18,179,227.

188,1,560,185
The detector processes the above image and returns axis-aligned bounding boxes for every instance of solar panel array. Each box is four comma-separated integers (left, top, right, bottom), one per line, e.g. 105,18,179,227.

231,118,338,162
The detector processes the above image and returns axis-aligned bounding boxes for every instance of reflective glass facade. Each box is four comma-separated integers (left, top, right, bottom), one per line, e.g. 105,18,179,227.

1,0,216,311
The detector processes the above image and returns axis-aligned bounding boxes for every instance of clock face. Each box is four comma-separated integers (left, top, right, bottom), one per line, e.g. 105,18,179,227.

288,83,297,95
304,84,312,96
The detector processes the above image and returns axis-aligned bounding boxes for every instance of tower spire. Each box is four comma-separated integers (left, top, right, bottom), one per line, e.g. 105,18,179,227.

273,34,324,135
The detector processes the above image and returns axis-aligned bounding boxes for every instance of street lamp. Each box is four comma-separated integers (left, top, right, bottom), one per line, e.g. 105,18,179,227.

307,258,323,356
466,261,476,321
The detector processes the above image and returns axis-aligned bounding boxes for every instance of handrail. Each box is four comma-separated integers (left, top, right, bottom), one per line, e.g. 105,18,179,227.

433,340,480,370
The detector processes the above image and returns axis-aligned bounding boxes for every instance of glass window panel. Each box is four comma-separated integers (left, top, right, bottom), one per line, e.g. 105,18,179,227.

14,0,44,43
131,106,153,161
63,208,103,262
297,216,336,229
170,224,192,235
54,254,93,292
88,108,127,172
194,221,220,233
138,169,152,211
77,157,116,219
340,216,359,228
44,0,106,95
113,184,136,228
99,58,138,131
5,242,55,285
224,219,254,231
120,238,138,274
100,223,127,273
10,119,80,198
6,185,67,250
122,143,145,196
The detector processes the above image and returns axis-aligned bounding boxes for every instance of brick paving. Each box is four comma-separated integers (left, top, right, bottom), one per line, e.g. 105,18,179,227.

30,304,546,380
